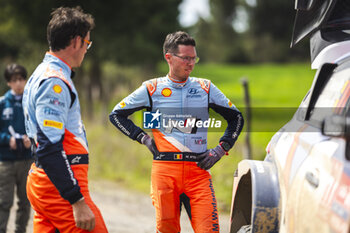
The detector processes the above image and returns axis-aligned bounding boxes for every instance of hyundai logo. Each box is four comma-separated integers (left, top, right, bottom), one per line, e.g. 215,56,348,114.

188,88,199,94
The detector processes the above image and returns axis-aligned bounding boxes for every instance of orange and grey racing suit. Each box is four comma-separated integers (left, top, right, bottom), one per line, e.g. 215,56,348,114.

110,75,243,232
22,52,107,233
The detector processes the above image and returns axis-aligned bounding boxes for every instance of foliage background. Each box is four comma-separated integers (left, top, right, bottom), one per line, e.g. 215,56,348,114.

0,0,311,95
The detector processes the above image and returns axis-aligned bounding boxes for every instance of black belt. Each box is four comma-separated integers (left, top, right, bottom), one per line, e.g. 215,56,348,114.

153,152,202,162
35,154,89,168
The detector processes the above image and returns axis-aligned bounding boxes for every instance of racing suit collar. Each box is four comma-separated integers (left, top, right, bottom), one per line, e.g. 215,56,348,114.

44,52,73,82
166,74,190,88
45,52,72,71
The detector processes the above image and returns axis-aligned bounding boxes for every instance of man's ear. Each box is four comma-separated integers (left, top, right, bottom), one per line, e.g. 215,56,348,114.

71,36,81,49
164,53,171,63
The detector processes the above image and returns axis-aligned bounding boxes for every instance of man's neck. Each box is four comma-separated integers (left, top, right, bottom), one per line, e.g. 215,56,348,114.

168,73,188,82
49,49,74,69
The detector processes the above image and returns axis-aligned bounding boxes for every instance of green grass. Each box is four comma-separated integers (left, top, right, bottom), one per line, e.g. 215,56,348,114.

187,63,315,107
86,63,315,213
88,120,152,192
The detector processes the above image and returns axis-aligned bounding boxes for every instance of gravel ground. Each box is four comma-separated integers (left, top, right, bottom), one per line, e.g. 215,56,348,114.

8,180,230,232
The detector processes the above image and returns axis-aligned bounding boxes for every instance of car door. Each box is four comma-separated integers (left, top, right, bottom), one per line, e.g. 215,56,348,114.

286,63,350,233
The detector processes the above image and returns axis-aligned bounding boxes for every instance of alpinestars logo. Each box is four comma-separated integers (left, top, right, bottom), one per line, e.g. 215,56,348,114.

143,109,162,129
71,156,82,164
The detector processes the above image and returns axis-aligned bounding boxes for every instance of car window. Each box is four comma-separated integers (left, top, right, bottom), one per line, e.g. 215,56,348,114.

309,66,350,124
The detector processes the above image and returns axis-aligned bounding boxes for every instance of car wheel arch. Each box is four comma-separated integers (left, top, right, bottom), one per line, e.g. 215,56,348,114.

230,160,281,233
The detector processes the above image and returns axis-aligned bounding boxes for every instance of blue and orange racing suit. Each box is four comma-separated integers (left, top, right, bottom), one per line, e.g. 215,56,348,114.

22,52,107,233
110,75,243,232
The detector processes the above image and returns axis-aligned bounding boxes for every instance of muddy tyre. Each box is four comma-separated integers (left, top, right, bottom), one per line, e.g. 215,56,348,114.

237,225,252,233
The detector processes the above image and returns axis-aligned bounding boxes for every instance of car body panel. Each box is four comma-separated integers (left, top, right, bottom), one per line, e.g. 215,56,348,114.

230,61,350,233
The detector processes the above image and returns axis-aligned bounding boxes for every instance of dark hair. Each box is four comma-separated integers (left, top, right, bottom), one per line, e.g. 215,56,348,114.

163,31,196,56
47,6,95,51
4,64,27,82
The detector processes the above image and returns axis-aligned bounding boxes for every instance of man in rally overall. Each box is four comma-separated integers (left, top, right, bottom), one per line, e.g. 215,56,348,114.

22,7,107,233
110,31,244,232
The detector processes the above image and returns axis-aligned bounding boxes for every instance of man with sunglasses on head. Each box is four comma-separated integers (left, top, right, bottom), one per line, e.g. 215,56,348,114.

110,31,244,232
22,6,107,233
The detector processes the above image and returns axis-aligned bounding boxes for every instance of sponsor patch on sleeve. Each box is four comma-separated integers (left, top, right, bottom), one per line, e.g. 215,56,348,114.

228,100,233,107
43,120,63,129
119,101,126,108
49,98,65,107
53,84,62,94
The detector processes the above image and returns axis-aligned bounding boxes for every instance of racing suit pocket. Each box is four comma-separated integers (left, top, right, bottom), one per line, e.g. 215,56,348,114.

158,189,176,220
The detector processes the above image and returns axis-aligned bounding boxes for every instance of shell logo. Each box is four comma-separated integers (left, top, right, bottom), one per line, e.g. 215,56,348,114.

53,84,62,94
161,88,172,97
119,101,126,108
228,100,233,107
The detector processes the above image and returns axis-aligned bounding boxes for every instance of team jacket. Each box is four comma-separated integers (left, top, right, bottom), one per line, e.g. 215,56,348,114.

0,90,31,161
110,75,243,154
22,52,88,204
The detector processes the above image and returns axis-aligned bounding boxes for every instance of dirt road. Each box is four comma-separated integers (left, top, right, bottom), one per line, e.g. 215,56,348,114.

8,180,230,232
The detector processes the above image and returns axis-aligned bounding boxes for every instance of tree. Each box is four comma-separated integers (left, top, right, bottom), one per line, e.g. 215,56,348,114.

191,0,309,63
0,0,182,118
244,0,308,62
192,0,244,63
6,0,181,66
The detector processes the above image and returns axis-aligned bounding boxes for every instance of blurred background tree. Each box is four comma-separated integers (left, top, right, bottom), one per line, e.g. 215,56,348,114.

0,0,181,118
243,0,309,62
193,0,242,63
191,0,309,63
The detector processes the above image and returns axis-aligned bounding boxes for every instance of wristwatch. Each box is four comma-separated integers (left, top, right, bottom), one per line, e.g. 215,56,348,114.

220,141,231,152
